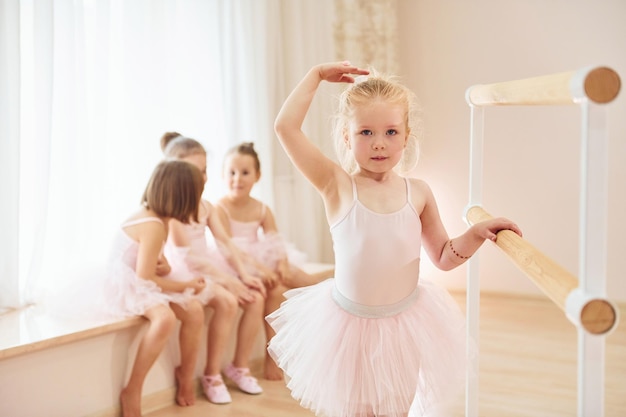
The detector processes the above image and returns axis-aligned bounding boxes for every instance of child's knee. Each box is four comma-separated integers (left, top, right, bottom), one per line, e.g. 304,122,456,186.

149,307,178,334
268,283,287,300
251,291,265,312
173,299,204,328
222,293,238,315
212,286,238,315
186,300,205,325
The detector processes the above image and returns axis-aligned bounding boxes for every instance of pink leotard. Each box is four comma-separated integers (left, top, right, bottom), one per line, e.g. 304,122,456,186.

330,177,422,306
222,203,267,245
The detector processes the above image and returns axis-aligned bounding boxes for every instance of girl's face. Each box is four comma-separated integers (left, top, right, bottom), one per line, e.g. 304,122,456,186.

346,100,408,175
182,153,208,184
223,153,260,197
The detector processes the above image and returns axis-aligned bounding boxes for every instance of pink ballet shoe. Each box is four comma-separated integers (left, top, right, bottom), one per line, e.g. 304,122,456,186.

201,374,232,404
223,363,263,395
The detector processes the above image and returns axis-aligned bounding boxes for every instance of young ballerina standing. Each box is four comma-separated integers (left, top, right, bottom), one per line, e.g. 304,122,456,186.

215,142,334,380
106,160,207,417
269,61,522,417
160,132,267,404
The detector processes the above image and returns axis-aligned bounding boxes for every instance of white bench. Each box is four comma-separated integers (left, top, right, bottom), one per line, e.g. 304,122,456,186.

0,262,334,417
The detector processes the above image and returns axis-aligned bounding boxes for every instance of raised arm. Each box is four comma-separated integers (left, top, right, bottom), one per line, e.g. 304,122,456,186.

274,61,369,194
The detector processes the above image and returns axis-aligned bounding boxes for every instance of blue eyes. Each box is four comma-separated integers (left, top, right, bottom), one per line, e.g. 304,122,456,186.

359,130,398,136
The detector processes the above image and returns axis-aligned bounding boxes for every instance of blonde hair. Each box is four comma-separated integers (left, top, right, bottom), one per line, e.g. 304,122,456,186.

141,160,204,223
331,70,422,175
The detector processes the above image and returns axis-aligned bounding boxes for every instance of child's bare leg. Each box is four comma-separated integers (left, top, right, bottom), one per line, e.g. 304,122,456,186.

263,283,287,380
171,300,205,407
204,286,238,376
232,291,264,369
121,305,177,417
284,265,334,289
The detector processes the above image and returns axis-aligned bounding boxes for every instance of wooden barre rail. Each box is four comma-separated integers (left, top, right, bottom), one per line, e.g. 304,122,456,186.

466,66,621,106
465,205,617,335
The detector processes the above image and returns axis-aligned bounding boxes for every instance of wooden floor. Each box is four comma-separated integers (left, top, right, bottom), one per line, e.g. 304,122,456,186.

146,292,626,417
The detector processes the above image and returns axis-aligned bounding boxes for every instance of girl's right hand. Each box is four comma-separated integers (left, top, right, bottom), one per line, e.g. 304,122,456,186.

241,273,267,298
316,61,369,84
255,264,279,289
222,277,256,305
189,277,206,294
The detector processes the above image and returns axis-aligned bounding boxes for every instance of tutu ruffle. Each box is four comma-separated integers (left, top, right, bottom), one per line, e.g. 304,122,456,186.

103,262,199,317
232,231,307,271
163,245,216,306
267,278,470,417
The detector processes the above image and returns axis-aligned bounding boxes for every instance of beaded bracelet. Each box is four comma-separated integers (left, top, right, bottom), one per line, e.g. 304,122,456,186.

449,239,470,260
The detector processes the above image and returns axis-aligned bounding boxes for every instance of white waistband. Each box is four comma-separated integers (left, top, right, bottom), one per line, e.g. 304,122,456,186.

332,285,419,318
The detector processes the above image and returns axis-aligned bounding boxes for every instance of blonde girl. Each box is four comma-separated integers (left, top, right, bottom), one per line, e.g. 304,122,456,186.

268,61,522,417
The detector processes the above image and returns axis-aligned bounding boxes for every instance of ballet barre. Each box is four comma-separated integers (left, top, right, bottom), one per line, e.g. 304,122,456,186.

466,66,620,106
463,65,621,417
465,205,617,336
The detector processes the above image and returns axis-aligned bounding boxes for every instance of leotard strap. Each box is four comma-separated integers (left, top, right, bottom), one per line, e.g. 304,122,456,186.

350,176,358,201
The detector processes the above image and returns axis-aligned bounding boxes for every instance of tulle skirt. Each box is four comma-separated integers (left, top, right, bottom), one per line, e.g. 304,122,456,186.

45,261,210,321
266,278,471,417
102,262,202,318
232,232,308,271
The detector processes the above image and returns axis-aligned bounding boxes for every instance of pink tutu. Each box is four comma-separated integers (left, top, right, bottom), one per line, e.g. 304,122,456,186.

267,278,471,417
102,229,210,318
45,228,209,321
161,245,215,306
232,231,307,271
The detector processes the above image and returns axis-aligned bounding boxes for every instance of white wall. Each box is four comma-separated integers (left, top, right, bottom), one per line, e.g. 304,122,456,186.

397,0,626,301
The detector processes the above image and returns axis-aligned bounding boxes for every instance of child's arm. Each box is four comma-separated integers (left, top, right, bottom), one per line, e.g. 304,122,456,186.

259,206,291,282
209,205,268,296
418,181,521,271
135,222,205,294
274,61,369,195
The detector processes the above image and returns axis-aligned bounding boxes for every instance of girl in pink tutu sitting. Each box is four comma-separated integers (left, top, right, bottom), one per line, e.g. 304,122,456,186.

215,142,334,380
269,61,523,417
160,132,267,405
107,160,207,417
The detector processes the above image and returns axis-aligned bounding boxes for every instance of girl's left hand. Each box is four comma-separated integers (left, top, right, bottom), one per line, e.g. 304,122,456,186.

189,277,207,295
475,217,523,242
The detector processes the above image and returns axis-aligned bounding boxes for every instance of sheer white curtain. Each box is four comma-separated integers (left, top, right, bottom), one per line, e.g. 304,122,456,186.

0,0,21,312
0,0,282,311
1,0,400,312
269,0,337,265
